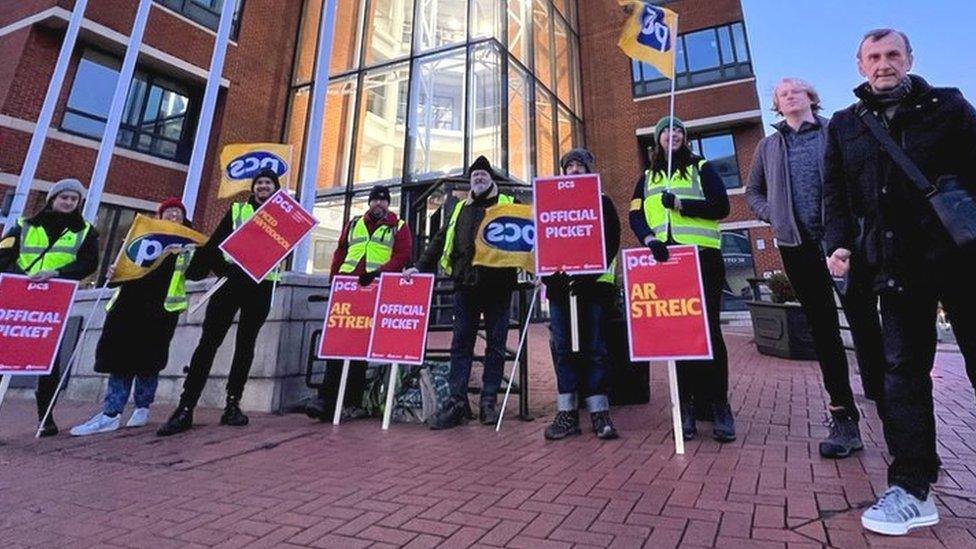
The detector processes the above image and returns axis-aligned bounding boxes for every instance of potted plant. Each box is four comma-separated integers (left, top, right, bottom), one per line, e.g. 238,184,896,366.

745,273,818,360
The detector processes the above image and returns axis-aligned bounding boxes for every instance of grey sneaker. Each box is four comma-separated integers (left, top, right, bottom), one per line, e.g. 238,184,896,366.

70,412,120,436
819,410,863,459
861,486,939,535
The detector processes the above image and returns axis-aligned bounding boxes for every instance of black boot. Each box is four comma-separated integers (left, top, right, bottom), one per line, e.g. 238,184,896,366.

591,411,619,440
479,400,499,426
304,395,334,422
819,408,863,458
429,398,467,430
712,401,736,443
544,410,581,440
680,401,697,441
157,406,193,437
35,397,58,437
220,395,249,426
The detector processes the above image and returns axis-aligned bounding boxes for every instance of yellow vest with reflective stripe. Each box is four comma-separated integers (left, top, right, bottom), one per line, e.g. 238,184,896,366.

439,194,514,275
106,250,192,313
596,257,617,285
16,218,92,275
642,160,721,249
339,216,404,273
225,202,281,281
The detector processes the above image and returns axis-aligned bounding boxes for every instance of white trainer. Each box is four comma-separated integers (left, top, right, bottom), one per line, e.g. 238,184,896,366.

861,486,939,536
69,413,120,436
126,407,151,428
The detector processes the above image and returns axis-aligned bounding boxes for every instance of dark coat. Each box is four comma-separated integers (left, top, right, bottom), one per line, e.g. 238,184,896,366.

543,194,621,299
94,254,182,377
823,75,976,290
0,210,99,280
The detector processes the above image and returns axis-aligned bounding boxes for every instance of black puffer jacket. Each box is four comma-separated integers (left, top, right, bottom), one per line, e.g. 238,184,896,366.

823,75,976,290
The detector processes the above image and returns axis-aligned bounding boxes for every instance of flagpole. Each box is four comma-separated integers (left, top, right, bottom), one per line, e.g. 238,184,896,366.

665,14,679,187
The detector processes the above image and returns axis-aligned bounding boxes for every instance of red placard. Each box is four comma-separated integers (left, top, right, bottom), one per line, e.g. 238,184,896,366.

0,274,78,375
532,173,607,276
318,276,380,360
219,190,318,282
367,273,435,365
622,245,712,361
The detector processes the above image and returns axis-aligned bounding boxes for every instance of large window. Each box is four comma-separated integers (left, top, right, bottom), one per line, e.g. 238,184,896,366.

631,22,752,98
154,0,243,39
62,49,198,162
721,229,755,311
688,132,741,189
85,203,151,287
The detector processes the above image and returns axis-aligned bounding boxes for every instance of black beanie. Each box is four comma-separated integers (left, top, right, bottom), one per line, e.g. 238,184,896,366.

251,168,281,192
560,148,595,173
466,155,494,177
368,185,392,202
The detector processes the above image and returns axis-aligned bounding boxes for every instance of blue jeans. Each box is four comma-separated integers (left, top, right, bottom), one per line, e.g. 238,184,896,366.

104,374,159,416
449,286,513,404
548,292,610,412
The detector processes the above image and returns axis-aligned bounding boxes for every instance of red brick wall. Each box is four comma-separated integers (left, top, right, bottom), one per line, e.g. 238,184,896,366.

577,0,764,279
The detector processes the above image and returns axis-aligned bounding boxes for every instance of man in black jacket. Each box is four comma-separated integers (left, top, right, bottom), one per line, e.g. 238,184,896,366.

405,156,516,430
157,169,281,436
823,29,976,536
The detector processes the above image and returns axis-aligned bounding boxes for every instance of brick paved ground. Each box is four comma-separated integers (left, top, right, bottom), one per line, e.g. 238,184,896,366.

2,328,976,548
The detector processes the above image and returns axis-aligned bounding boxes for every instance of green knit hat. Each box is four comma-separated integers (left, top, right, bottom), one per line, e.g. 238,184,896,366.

654,116,685,141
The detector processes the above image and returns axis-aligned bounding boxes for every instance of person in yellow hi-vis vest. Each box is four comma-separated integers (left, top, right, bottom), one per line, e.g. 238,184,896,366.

628,116,734,443
69,198,194,436
158,169,281,436
0,178,100,437
304,184,412,421
405,156,517,430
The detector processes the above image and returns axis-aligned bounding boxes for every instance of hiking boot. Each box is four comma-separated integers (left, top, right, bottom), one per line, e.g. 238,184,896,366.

712,401,736,443
340,406,369,421
544,410,581,440
479,402,500,425
429,399,467,430
220,396,249,426
69,412,120,436
591,411,619,440
157,406,193,437
304,395,335,421
819,409,863,459
126,407,151,428
680,402,697,441
861,486,939,536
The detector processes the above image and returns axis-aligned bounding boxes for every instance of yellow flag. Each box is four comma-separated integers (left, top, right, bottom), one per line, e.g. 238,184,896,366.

617,0,679,79
218,143,294,199
473,204,535,273
111,214,208,283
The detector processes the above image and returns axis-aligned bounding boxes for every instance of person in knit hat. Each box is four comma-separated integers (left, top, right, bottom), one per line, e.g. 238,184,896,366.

70,198,196,436
406,155,518,429
0,178,100,436
543,148,622,441
157,170,282,436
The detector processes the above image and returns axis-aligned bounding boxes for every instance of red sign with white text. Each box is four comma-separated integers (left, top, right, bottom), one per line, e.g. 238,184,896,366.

367,273,435,365
219,190,318,282
0,274,78,375
533,173,607,276
622,245,712,361
318,276,379,360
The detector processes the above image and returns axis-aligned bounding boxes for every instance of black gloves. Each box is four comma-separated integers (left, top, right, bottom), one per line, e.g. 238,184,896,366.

647,238,670,263
661,190,678,210
545,272,571,293
358,271,380,286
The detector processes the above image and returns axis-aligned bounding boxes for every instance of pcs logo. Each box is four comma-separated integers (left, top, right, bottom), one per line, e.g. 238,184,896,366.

482,217,535,253
226,151,289,181
126,234,195,267
637,5,672,52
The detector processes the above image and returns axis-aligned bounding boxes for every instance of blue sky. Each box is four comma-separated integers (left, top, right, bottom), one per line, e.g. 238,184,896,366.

740,0,976,132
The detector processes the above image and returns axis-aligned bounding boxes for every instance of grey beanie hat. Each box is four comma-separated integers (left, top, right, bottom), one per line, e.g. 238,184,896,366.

48,178,87,201
560,148,595,173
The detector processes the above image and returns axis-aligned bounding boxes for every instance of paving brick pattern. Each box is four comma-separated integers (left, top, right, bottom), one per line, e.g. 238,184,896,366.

2,329,976,548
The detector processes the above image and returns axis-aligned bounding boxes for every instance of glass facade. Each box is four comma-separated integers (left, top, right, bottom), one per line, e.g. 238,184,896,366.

286,0,583,273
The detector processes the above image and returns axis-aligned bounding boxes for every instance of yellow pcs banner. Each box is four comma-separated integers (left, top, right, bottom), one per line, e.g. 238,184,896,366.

617,0,678,79
111,214,208,283
218,143,294,199
472,203,536,273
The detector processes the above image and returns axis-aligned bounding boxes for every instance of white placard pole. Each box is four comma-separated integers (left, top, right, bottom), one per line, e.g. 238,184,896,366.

495,285,540,432
333,359,351,425
187,277,227,316
667,359,684,455
569,294,580,351
0,376,11,414
381,363,399,430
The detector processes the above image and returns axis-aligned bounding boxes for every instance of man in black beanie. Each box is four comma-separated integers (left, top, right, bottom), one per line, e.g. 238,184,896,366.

158,168,282,436
406,156,517,429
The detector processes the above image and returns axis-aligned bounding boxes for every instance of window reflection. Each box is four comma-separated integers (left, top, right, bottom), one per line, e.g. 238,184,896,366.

533,0,552,90
286,78,358,191
364,0,414,65
508,63,531,183
689,133,741,189
354,64,410,186
535,90,555,177
557,105,573,161
471,0,502,40
416,0,467,52
470,43,503,167
553,15,571,108
409,49,466,180
508,0,530,66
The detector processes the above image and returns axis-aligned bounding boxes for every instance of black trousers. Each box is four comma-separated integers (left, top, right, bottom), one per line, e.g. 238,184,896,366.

780,241,861,414
316,359,367,414
179,277,274,409
880,251,976,499
677,247,729,404
34,365,60,420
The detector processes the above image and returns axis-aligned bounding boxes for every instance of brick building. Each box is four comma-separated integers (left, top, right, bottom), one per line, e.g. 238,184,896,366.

0,0,776,310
